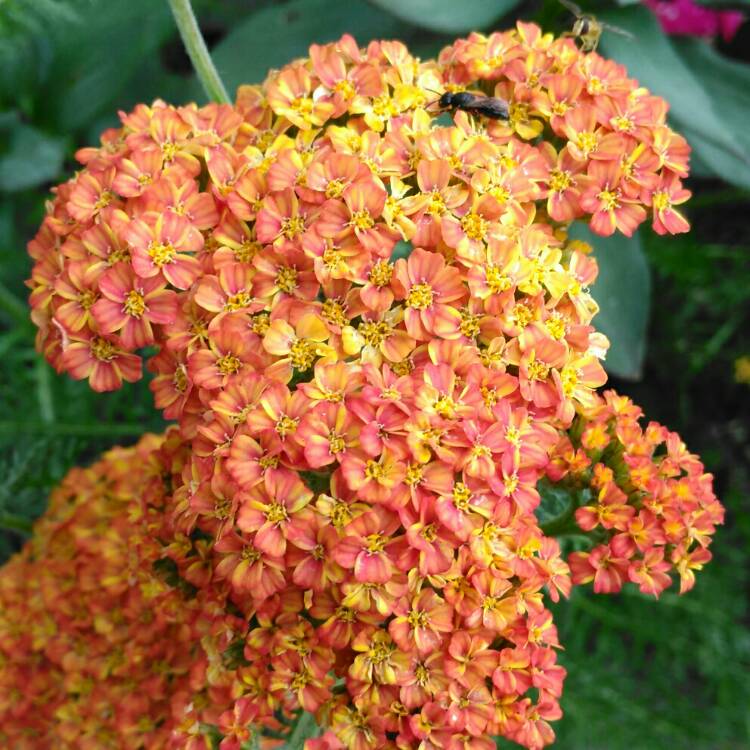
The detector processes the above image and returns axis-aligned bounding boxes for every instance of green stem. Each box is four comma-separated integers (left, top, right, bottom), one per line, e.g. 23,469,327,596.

35,358,55,424
285,712,320,749
166,0,230,104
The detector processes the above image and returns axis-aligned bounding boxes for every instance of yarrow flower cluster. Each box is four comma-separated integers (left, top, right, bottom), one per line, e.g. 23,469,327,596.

548,390,724,596
0,435,197,749
9,23,721,750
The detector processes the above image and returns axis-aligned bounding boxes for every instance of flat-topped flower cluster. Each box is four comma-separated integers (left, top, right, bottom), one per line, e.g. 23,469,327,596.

7,23,719,750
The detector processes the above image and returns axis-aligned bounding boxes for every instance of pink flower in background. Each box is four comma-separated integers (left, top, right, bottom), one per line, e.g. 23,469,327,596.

644,0,744,42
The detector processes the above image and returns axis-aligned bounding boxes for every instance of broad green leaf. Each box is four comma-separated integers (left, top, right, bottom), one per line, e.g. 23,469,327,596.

598,7,750,187
569,224,651,380
672,38,750,188
42,0,176,130
201,0,410,97
367,0,521,33
0,118,65,191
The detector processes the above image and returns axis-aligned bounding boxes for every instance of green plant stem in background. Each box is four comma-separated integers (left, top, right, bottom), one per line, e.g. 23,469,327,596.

166,0,230,104
284,712,320,749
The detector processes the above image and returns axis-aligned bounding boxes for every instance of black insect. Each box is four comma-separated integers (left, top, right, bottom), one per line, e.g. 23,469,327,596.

434,91,510,121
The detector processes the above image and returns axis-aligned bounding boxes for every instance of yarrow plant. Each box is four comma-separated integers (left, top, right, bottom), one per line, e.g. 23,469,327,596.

3,21,723,750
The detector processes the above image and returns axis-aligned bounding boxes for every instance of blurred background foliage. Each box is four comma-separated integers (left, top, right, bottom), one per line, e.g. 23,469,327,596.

0,0,748,747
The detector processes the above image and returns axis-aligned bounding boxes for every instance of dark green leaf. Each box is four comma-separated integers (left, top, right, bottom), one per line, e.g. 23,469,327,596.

366,0,521,33
569,224,651,380
200,0,412,96
0,118,65,191
43,0,176,130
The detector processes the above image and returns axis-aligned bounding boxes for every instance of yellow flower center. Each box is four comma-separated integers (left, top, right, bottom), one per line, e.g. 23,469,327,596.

78,290,96,310
281,216,305,240
489,186,511,204
147,242,177,267
325,179,345,199
289,338,317,371
477,388,496,411
653,191,671,212
217,353,242,375
486,264,512,294
252,313,270,335
324,246,348,273
334,80,356,99
275,414,298,438
173,366,188,393
291,97,314,116
350,209,375,231
329,500,353,530
613,115,634,132
549,169,572,193
552,101,570,117
91,337,116,361
453,482,472,511
365,532,386,553
471,444,491,459
265,502,288,525
241,546,261,561
528,359,550,381
369,260,393,287
420,524,437,542
213,497,232,520
561,367,579,396
322,299,347,326
161,142,178,162
575,131,598,156
224,291,252,311
428,191,446,216
414,663,430,685
276,266,298,293
94,190,114,212
512,303,534,328
364,460,386,481
433,394,457,418
545,315,566,340
597,189,620,211
505,426,521,446
328,431,346,454
405,464,423,486
460,212,487,241
359,320,390,346
588,76,604,94
234,240,260,263
259,454,279,470
392,357,414,376
290,670,311,691
407,609,428,628
406,282,434,310
460,310,481,339
335,605,356,623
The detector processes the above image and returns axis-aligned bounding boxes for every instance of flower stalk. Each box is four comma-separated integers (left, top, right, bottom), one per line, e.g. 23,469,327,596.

166,0,230,104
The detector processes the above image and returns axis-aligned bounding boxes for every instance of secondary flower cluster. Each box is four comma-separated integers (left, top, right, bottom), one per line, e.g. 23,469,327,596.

13,23,721,750
547,390,724,596
0,434,198,749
